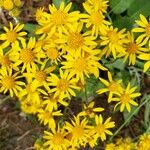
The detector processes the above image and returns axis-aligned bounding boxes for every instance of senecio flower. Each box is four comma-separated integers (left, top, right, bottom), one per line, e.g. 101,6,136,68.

97,71,123,103
114,83,141,112
47,69,80,99
0,46,19,70
132,14,150,44
93,114,115,141
85,0,109,13
64,23,97,53
119,31,148,65
0,22,27,48
81,2,110,37
138,45,150,72
37,109,62,129
43,126,70,150
65,115,92,148
137,134,150,150
36,2,80,37
13,37,45,73
0,68,25,97
78,101,104,118
61,50,106,84
100,26,128,59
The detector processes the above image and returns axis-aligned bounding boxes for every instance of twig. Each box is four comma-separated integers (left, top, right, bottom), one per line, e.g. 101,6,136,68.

17,130,32,141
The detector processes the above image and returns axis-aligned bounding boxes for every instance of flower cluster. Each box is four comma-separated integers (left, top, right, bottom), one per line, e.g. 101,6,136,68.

105,134,150,150
0,0,149,149
0,0,22,17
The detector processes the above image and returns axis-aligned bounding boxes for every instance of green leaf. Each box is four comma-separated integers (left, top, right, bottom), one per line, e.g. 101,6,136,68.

52,0,69,8
127,0,150,20
76,76,104,100
111,58,126,70
24,23,39,36
146,126,150,134
109,0,135,14
113,16,133,30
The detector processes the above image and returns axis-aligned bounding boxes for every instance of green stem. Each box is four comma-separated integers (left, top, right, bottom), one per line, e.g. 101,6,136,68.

109,94,150,141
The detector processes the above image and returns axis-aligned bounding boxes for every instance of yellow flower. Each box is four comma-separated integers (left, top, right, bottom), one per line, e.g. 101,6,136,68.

115,138,136,150
85,0,109,13
97,71,123,103
23,61,55,91
65,115,92,148
13,0,22,7
114,83,141,112
137,134,150,150
93,114,115,141
138,51,150,72
0,46,19,70
43,93,68,112
0,67,25,97
43,126,70,150
64,23,97,53
18,80,48,105
132,14,150,44
20,99,41,114
118,31,148,65
13,37,45,73
37,109,62,129
61,50,106,84
105,143,116,150
2,0,14,10
78,101,104,118
100,26,128,59
44,46,63,64
47,69,80,99
0,22,27,48
35,7,49,25
9,7,21,17
36,2,80,38
81,3,110,36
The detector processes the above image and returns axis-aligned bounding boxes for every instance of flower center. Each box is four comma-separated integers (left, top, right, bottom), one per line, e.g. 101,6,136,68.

107,30,119,44
120,93,131,104
73,58,87,72
126,43,138,54
52,10,67,25
20,49,35,63
6,31,17,43
90,11,103,26
46,48,59,60
26,83,37,93
68,33,84,49
72,125,84,138
44,111,52,120
35,70,46,82
86,108,93,115
52,133,64,145
95,124,105,134
146,23,150,37
57,79,69,91
0,55,11,67
108,82,120,92
2,76,15,89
